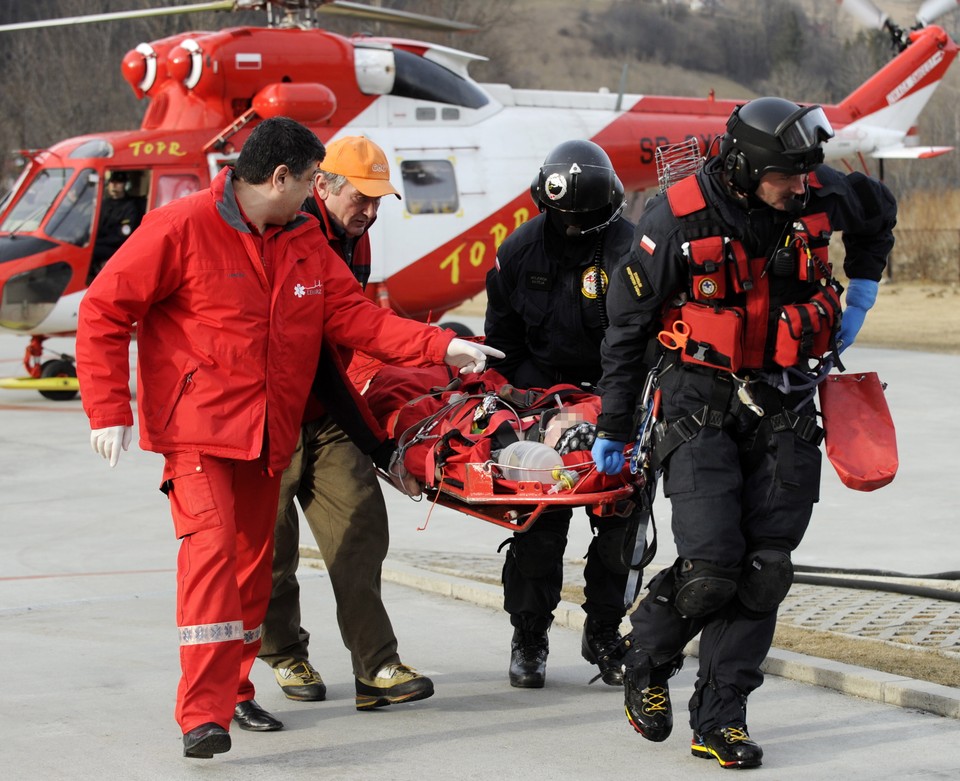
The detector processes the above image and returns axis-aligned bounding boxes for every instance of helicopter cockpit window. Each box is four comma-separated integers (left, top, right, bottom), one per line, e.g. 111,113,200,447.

46,169,98,246
391,50,489,110
400,160,459,215
0,167,71,234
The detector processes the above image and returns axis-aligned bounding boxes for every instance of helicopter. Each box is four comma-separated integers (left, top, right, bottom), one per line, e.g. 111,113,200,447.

0,0,957,400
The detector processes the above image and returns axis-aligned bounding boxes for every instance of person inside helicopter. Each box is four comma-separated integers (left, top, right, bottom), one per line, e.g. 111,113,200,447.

89,170,145,280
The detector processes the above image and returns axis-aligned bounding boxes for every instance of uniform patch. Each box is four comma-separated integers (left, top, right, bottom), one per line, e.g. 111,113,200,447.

698,278,719,298
525,271,553,291
639,234,657,255
581,266,609,300
622,261,654,301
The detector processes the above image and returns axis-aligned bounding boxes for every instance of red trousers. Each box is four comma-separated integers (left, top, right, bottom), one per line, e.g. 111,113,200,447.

162,451,282,733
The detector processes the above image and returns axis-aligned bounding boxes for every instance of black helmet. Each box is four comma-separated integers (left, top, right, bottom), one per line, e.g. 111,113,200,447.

531,140,625,235
719,97,835,193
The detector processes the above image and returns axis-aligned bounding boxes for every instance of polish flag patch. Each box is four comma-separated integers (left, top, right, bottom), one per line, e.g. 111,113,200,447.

639,235,657,255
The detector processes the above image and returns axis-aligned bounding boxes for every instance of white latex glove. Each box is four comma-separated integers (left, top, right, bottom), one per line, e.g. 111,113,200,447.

444,338,506,375
90,425,133,468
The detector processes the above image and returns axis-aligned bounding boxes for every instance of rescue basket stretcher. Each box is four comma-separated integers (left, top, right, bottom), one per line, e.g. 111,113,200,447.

357,362,643,532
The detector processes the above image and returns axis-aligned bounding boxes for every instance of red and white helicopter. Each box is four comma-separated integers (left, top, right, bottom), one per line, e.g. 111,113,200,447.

0,0,956,398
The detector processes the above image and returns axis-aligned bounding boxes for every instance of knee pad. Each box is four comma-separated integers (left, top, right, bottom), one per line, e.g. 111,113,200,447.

591,525,631,575
503,532,566,579
738,549,794,614
674,558,740,618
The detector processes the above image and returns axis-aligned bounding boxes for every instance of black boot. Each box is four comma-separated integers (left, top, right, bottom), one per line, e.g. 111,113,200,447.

692,723,763,768
581,618,624,686
624,666,673,742
509,628,548,688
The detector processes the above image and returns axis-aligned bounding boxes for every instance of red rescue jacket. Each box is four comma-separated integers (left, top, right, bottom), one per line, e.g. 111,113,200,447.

77,167,453,472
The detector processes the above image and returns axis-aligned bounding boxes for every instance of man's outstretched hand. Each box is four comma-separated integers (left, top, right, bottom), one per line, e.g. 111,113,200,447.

444,338,505,375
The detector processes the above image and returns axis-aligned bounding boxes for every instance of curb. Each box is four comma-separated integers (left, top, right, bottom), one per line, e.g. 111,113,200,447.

355,559,960,720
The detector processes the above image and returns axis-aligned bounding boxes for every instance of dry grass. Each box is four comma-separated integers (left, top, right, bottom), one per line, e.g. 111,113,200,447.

772,624,960,688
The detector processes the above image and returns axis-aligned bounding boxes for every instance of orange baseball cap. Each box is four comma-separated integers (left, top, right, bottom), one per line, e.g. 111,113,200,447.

321,136,400,199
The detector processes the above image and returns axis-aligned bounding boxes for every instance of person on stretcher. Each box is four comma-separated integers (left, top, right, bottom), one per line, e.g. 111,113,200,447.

352,357,634,499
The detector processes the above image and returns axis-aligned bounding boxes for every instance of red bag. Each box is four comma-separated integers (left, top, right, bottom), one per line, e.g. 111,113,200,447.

818,372,898,491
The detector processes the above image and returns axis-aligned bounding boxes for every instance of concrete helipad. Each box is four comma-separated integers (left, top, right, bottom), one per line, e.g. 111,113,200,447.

1,333,958,779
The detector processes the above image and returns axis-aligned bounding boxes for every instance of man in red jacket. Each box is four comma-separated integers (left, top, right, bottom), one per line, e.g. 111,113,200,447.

258,136,439,710
77,117,502,760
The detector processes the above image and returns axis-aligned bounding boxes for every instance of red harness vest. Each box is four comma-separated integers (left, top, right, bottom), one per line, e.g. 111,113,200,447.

663,175,841,372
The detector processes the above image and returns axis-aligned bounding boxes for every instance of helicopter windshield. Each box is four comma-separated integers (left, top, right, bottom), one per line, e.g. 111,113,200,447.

392,49,489,109
45,169,98,247
355,45,488,110
0,167,71,234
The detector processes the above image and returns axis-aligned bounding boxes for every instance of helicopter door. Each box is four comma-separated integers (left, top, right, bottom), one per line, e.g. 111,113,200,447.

153,171,203,209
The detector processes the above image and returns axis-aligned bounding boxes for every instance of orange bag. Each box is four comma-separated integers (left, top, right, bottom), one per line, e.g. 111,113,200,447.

818,372,898,491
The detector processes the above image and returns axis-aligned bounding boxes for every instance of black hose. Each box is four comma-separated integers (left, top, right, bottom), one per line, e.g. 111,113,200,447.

793,567,960,603
795,564,960,581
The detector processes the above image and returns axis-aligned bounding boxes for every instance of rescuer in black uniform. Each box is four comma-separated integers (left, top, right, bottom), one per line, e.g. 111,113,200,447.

591,97,896,768
91,171,143,278
484,139,638,689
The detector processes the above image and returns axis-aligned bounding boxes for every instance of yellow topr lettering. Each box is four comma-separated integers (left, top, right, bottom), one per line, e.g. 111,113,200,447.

440,243,467,284
469,241,485,268
490,222,507,249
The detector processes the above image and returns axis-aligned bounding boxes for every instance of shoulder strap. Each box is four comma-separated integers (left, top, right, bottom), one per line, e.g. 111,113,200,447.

666,175,726,241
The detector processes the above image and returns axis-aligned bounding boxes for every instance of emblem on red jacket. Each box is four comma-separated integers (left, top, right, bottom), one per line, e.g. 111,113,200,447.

295,281,323,297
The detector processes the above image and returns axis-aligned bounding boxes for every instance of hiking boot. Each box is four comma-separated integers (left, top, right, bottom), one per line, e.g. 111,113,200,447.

623,667,672,742
509,628,549,688
274,660,327,702
691,723,763,768
355,663,434,710
581,618,624,686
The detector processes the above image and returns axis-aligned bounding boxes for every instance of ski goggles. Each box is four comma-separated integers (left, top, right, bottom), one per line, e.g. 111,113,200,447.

775,105,835,153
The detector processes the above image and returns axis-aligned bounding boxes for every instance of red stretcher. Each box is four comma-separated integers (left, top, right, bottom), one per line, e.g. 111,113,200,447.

357,361,642,531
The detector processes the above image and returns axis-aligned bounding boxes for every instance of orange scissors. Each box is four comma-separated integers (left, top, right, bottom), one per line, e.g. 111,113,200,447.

658,320,691,351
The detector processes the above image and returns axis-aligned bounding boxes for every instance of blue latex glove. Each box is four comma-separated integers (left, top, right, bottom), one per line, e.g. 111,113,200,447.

591,436,626,475
837,278,879,353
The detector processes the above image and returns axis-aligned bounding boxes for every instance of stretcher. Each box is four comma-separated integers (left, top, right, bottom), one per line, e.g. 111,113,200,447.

358,361,643,532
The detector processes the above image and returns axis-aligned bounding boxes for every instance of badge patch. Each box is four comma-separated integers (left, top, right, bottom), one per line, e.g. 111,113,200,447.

581,266,609,300
544,173,567,201
698,278,719,298
622,261,654,302
525,271,553,291
639,234,657,255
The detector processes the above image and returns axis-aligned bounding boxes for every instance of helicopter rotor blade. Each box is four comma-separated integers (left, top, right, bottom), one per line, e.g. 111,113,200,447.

917,0,960,27
835,0,890,30
317,1,478,32
0,1,236,33
0,1,478,35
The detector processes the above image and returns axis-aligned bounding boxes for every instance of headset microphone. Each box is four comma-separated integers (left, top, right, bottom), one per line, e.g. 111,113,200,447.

784,196,804,216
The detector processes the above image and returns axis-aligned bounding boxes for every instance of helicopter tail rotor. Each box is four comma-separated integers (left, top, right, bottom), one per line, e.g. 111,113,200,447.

917,0,960,27
836,0,891,30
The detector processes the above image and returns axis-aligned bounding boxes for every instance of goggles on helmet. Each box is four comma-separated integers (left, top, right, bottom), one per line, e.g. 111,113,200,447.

775,105,834,153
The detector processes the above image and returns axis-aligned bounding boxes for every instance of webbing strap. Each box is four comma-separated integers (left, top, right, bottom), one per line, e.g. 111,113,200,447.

764,409,824,446
652,374,732,467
